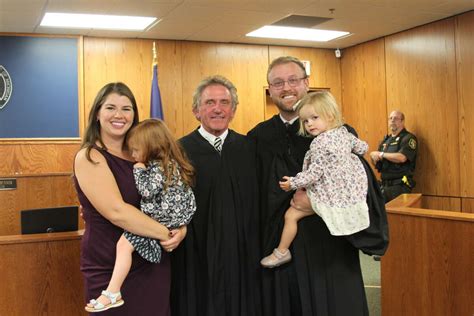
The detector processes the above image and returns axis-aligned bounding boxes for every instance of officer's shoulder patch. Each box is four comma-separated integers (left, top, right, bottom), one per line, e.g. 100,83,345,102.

408,138,417,149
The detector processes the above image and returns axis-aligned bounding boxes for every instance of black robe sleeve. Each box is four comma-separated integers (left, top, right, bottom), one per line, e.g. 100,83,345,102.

344,124,390,256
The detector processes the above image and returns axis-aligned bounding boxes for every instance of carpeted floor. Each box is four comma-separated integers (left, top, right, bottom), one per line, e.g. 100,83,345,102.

360,252,381,316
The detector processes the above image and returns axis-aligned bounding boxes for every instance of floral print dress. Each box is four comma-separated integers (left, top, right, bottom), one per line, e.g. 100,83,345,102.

124,160,196,262
290,126,370,236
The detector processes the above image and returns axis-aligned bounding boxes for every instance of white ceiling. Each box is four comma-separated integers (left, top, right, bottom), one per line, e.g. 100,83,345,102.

0,0,473,49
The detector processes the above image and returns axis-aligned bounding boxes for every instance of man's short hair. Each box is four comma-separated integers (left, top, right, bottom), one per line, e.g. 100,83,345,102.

390,110,405,121
267,56,307,83
192,75,239,111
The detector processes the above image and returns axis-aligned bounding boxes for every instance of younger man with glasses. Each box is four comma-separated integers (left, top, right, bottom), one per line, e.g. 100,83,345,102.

248,56,369,316
370,110,418,202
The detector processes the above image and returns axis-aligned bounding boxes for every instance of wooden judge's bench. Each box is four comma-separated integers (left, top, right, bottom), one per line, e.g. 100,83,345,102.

0,194,472,315
0,231,85,316
382,194,474,316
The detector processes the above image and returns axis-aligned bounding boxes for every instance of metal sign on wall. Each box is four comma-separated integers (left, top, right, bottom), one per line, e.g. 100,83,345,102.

0,178,17,190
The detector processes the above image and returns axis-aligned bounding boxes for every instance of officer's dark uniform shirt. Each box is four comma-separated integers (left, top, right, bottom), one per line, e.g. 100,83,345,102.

375,128,417,181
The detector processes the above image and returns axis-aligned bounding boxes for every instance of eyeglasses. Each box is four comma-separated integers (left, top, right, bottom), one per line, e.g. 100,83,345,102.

269,77,307,90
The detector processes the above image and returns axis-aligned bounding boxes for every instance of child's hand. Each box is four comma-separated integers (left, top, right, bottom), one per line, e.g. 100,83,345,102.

134,162,146,169
279,176,292,192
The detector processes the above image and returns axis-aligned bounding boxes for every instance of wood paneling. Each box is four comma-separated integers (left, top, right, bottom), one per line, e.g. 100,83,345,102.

455,11,474,197
0,232,85,316
0,142,79,175
385,18,459,196
421,195,462,212
383,196,474,316
156,41,184,136
268,46,342,104
462,197,474,213
83,38,151,124
0,175,79,235
340,39,387,170
83,38,184,136
180,41,268,136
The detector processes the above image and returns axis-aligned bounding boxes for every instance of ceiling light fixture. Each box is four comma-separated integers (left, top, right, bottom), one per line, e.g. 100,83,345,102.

40,12,157,31
247,25,350,42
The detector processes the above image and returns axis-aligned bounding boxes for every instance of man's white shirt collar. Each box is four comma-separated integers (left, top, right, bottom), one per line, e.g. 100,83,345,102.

198,126,229,146
279,114,299,125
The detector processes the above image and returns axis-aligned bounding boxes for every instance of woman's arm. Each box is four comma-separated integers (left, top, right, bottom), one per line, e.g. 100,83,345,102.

74,148,170,241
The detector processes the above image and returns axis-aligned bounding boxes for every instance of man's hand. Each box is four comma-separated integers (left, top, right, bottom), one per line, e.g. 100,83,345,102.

370,151,382,164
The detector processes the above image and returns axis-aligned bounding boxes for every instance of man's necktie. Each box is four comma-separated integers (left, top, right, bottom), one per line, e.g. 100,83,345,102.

214,137,222,153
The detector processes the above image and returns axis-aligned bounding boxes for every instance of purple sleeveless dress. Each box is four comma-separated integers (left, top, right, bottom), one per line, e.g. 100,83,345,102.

74,148,171,315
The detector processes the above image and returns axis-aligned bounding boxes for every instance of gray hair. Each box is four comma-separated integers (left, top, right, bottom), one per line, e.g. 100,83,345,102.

192,75,239,111
267,56,307,83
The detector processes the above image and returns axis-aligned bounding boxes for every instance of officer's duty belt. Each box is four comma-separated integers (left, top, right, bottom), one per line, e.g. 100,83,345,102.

382,178,404,186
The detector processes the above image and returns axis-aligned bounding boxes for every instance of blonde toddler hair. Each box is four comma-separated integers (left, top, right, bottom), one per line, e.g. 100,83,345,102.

297,90,344,137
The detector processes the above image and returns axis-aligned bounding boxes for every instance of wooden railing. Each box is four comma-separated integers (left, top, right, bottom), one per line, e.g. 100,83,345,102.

0,230,85,316
381,194,474,316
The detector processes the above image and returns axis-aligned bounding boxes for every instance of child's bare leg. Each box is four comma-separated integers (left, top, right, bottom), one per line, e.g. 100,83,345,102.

277,206,314,253
261,206,314,267
107,234,134,292
87,234,133,307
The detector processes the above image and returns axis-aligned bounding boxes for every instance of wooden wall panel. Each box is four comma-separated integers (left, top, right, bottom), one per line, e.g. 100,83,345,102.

385,18,459,196
83,38,184,137
462,198,474,213
0,142,80,175
421,195,462,212
340,39,387,169
455,11,474,197
0,175,79,235
180,41,268,136
156,41,185,136
268,46,342,104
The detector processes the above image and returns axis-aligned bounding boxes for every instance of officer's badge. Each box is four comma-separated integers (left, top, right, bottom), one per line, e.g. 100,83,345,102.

396,137,400,142
409,138,417,149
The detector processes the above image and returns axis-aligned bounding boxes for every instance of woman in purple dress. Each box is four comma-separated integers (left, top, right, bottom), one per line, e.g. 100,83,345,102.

74,82,187,315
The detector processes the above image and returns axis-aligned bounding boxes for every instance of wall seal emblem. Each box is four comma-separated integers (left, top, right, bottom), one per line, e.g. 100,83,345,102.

0,65,13,110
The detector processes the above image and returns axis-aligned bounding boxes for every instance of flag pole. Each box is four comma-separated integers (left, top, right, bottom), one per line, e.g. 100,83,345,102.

152,41,157,66
150,42,164,120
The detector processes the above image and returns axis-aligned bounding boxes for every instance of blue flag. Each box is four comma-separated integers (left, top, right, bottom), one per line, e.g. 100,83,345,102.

150,63,164,120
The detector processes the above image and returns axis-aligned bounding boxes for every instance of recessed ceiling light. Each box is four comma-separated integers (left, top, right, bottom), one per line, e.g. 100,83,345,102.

247,25,350,42
40,12,157,31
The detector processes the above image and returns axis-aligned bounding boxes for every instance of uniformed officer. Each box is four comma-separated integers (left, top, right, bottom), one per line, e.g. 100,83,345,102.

370,110,417,202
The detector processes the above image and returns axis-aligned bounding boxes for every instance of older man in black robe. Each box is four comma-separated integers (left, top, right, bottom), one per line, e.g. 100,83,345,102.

170,75,261,316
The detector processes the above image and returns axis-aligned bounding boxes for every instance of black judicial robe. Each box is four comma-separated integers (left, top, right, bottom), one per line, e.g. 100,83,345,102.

248,115,369,316
170,129,262,316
